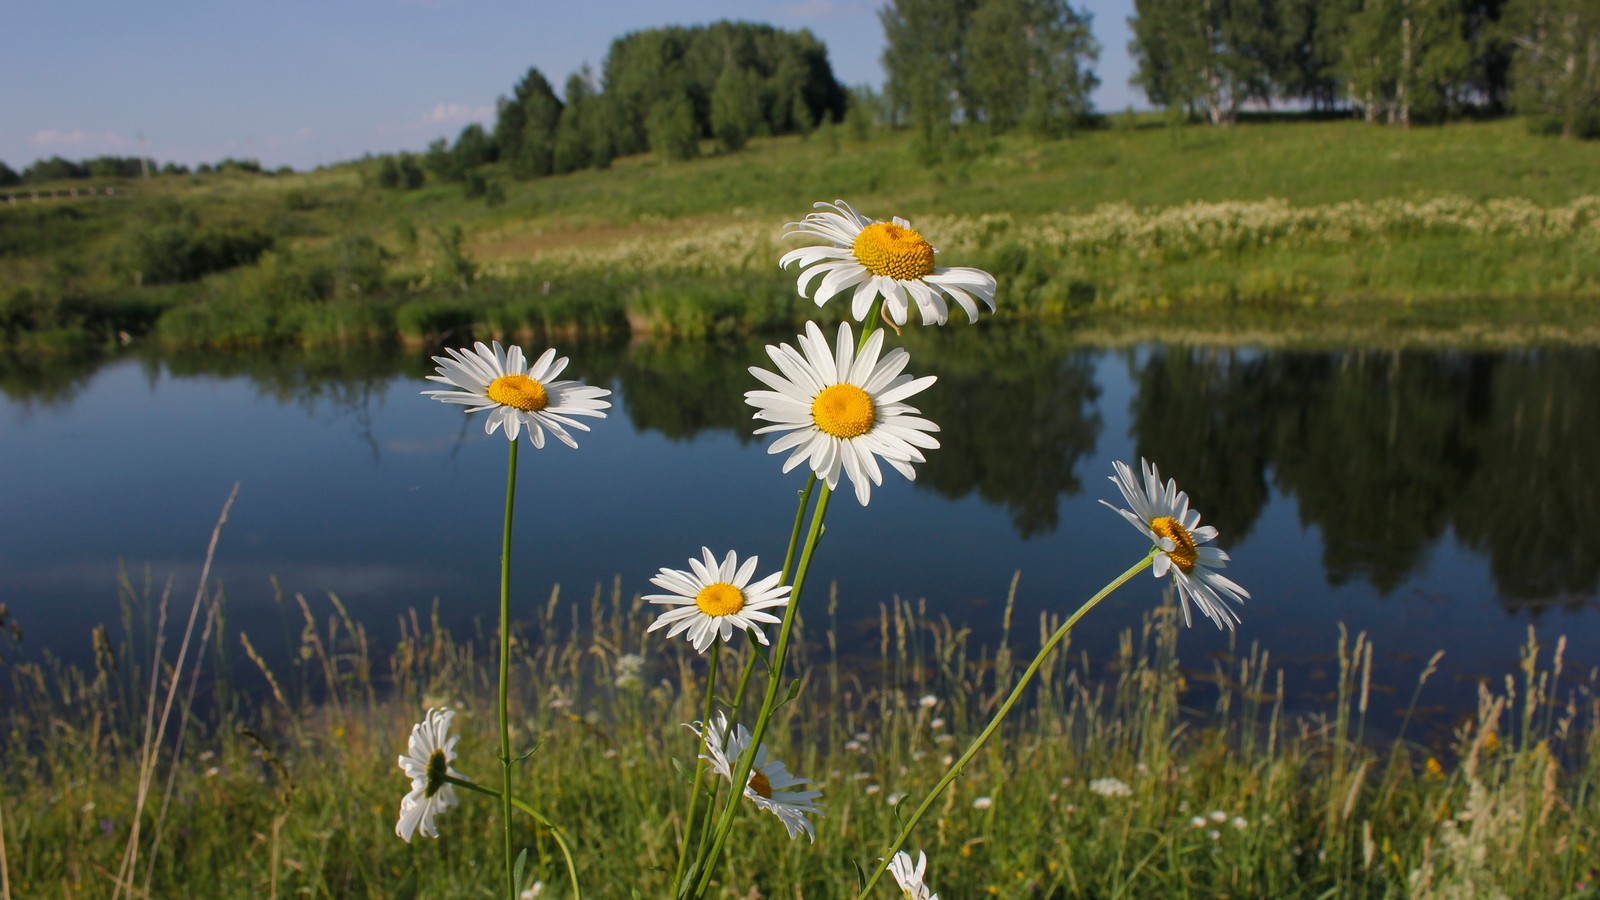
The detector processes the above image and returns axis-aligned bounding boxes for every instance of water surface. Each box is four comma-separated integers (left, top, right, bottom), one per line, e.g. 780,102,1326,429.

4,332,1596,735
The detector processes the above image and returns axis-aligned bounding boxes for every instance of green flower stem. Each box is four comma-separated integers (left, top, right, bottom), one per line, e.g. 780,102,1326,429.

445,775,581,899
855,551,1156,899
673,642,720,893
681,475,822,897
690,484,834,899
725,474,817,726
499,438,519,900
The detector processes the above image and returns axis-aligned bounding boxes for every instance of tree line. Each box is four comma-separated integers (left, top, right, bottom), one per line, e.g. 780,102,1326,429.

1126,0,1598,136
0,156,284,187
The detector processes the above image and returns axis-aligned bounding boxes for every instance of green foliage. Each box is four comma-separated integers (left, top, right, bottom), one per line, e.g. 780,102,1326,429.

647,91,701,162
430,224,475,292
553,68,611,173
880,0,965,149
118,219,274,285
1510,0,1600,139
711,64,762,153
376,154,425,190
395,298,474,343
452,123,495,175
498,66,563,179
965,0,1100,135
600,21,847,158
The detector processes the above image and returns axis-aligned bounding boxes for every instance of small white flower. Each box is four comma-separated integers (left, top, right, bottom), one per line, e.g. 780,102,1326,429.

1190,815,1208,829
1089,776,1133,798
888,791,908,807
1232,815,1249,830
780,199,997,327
1102,458,1249,629
395,708,463,842
745,321,940,506
865,784,882,795
887,849,940,899
1209,810,1228,823
644,548,791,654
972,796,993,810
519,882,544,899
930,717,946,730
614,652,645,688
423,341,610,447
692,712,825,841
918,694,938,709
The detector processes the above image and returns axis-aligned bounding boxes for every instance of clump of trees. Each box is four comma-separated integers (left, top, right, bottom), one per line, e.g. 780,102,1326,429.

879,0,1102,152
1127,0,1599,137
422,19,848,188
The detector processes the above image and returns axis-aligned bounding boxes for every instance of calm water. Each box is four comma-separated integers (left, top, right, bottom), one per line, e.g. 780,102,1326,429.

4,331,1597,734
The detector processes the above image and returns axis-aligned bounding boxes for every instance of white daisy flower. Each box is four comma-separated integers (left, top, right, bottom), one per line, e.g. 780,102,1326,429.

395,707,463,841
692,712,825,841
422,341,610,447
887,849,940,900
643,548,792,654
779,199,997,327
1101,458,1249,630
745,321,939,506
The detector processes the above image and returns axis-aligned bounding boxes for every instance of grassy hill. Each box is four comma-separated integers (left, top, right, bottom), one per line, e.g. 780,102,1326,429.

4,116,1599,351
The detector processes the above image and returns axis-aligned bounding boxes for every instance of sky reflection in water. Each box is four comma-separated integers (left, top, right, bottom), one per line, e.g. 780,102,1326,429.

3,333,1596,736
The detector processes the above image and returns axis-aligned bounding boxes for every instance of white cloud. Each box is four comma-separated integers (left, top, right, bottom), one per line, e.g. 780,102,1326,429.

415,102,494,128
31,129,134,150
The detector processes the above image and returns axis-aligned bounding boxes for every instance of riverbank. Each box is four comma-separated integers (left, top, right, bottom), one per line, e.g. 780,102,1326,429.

3,117,1598,353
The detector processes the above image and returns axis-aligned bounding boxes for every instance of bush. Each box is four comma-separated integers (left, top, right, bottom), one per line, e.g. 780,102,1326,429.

120,222,274,285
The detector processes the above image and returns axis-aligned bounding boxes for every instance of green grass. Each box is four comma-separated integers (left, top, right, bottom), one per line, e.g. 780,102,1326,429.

3,117,1600,353
2,566,1596,898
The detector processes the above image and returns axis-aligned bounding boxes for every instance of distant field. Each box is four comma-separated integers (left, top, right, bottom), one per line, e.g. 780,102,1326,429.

3,117,1598,350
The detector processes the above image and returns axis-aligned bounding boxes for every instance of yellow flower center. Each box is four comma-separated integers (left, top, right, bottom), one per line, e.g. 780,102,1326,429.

852,222,935,280
811,384,876,438
748,769,774,799
694,583,746,617
485,374,549,412
1150,516,1198,574
425,749,449,797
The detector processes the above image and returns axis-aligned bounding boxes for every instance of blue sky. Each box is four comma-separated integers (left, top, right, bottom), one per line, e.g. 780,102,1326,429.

2,1,1141,173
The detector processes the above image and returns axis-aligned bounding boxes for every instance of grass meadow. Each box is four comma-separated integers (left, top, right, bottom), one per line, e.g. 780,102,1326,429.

2,556,1596,898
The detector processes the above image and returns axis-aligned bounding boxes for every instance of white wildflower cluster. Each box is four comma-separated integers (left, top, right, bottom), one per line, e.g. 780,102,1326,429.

1088,776,1134,798
478,197,1600,280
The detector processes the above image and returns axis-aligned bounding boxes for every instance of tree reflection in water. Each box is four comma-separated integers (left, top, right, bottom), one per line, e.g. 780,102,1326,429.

7,335,1598,614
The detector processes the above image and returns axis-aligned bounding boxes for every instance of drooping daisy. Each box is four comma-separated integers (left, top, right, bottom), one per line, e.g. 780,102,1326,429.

644,548,792,654
395,707,463,841
422,341,611,447
745,321,939,506
778,199,997,327
887,850,940,900
692,712,824,841
1101,458,1249,630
